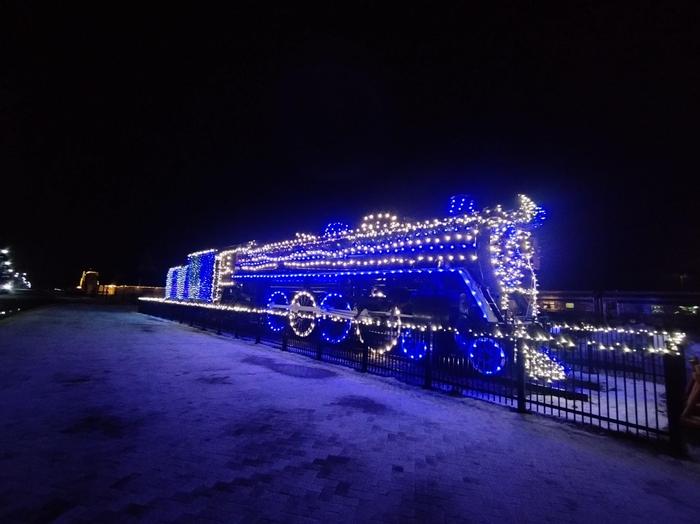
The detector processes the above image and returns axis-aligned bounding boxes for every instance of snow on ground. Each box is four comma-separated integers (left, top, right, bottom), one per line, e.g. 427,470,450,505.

528,372,668,435
1,304,699,523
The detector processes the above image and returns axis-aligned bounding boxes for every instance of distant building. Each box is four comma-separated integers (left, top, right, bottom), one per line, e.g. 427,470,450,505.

539,290,700,330
98,284,164,298
78,270,99,295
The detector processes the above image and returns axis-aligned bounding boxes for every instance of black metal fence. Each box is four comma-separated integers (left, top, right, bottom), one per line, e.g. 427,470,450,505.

139,300,687,452
0,293,54,320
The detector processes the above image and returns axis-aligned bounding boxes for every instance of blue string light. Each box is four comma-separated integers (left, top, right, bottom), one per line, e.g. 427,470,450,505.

400,329,427,359
459,336,506,375
319,293,352,344
323,222,351,236
448,194,476,215
265,290,288,332
232,268,457,279
175,266,188,299
185,250,217,301
165,267,181,299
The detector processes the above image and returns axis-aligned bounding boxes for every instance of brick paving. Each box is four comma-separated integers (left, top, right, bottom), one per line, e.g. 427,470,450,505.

1,304,699,523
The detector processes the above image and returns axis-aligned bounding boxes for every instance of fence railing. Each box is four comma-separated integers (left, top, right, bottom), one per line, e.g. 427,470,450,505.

138,299,687,453
0,293,54,320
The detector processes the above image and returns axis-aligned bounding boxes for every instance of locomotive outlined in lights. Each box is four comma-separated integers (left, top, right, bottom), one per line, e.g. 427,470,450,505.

163,194,564,379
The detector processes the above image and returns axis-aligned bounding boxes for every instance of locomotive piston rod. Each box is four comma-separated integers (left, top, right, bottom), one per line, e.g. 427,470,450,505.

269,301,433,325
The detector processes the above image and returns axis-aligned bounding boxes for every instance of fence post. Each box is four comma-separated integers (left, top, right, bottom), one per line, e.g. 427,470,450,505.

281,323,288,351
423,330,433,389
663,349,687,456
516,339,528,413
315,326,323,360
255,314,262,344
361,340,369,372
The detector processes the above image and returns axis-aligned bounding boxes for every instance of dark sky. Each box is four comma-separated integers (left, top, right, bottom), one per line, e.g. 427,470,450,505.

2,3,699,291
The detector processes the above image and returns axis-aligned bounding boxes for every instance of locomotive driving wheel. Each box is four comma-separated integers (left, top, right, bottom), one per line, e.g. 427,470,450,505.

319,293,352,344
455,334,506,375
265,290,288,332
289,290,317,337
356,306,402,354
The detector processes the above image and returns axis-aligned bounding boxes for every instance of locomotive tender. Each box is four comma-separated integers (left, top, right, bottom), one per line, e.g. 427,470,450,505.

163,194,564,378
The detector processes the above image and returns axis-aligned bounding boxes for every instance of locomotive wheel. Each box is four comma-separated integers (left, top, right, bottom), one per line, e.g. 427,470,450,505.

289,290,317,337
455,335,506,375
319,293,352,344
356,306,402,354
265,290,288,332
399,329,428,360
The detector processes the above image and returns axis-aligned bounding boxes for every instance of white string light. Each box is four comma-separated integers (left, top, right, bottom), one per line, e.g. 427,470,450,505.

289,290,317,338
139,297,683,357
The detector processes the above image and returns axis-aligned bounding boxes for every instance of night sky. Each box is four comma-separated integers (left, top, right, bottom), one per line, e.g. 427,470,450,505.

3,3,699,291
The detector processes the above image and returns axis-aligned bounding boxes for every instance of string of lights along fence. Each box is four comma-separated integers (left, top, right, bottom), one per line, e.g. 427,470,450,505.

145,194,684,384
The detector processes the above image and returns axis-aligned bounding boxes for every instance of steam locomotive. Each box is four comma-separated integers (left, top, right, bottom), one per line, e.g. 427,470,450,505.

163,194,553,376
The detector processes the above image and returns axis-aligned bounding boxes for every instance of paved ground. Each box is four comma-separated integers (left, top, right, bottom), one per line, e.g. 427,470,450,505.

1,305,699,523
